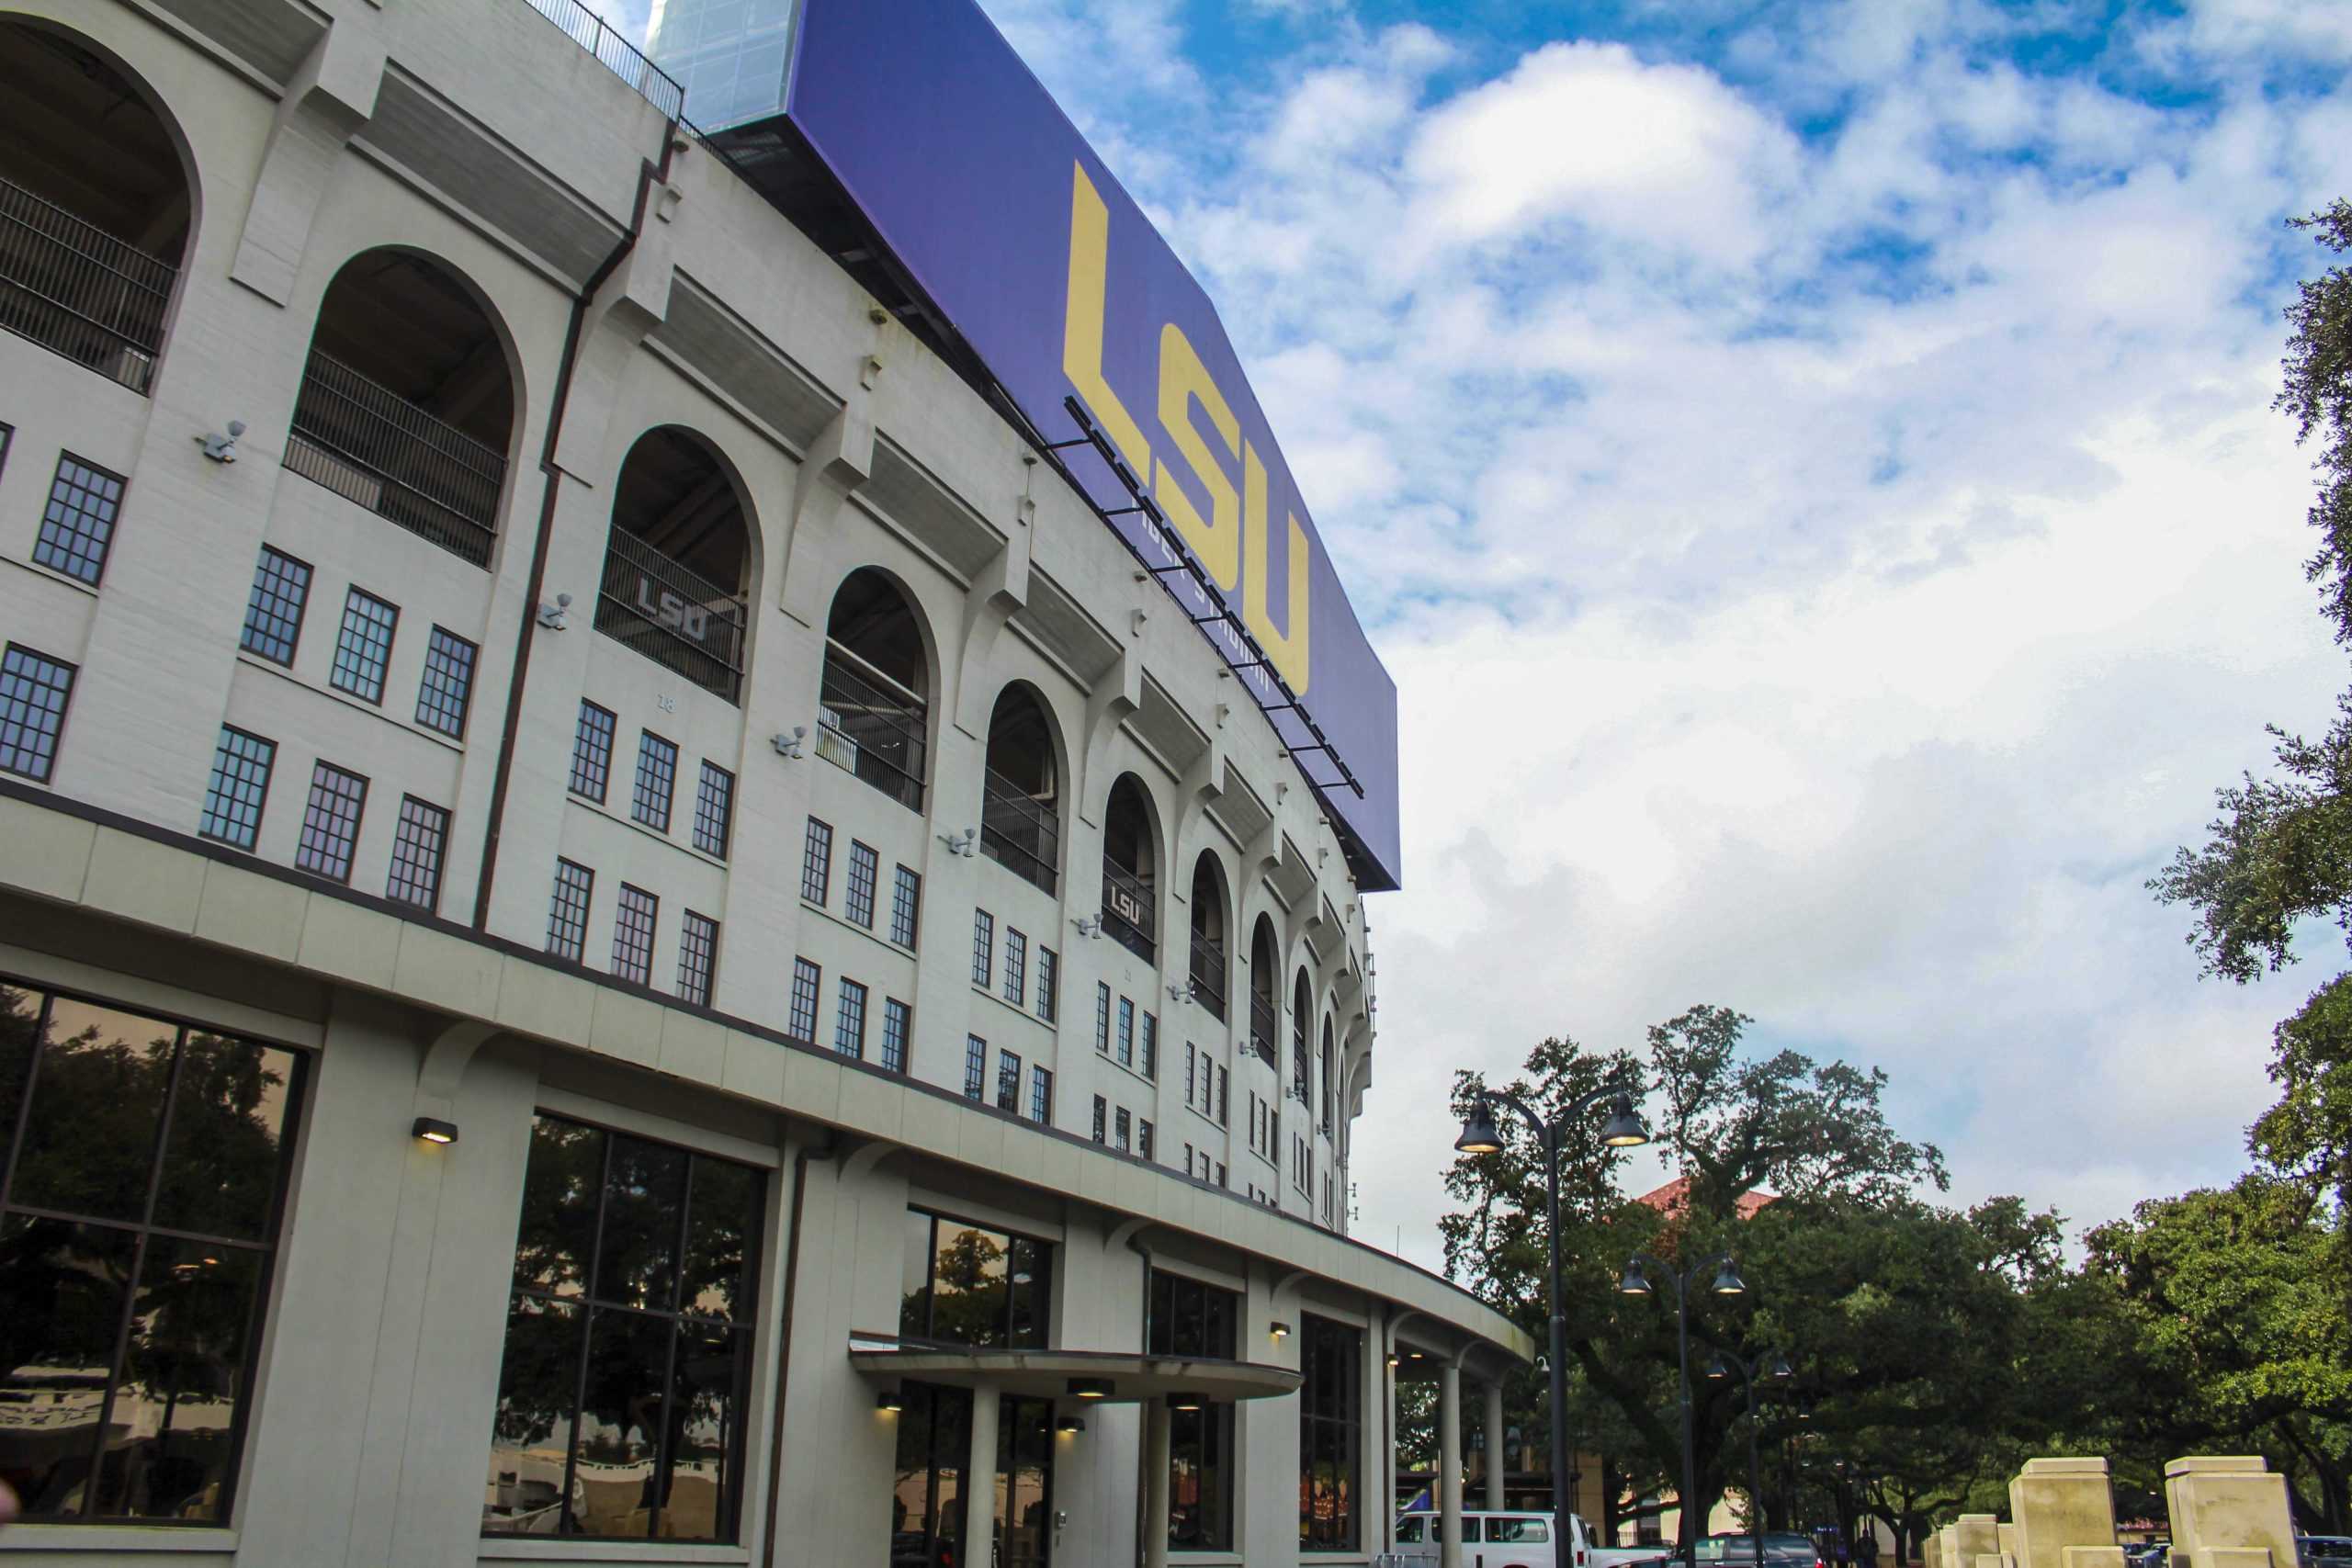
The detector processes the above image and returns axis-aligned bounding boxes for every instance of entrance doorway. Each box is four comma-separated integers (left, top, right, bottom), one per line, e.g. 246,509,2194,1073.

891,1383,1055,1568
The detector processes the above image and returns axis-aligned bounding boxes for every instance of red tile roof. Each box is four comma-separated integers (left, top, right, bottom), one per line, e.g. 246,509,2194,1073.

1634,1176,1774,1219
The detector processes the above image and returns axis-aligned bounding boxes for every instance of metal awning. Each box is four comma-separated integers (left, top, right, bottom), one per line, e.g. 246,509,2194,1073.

849,1339,1301,1404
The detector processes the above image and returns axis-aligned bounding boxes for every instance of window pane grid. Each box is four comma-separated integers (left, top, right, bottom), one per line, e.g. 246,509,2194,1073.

801,818,832,905
630,732,677,832
387,795,449,911
692,761,733,858
569,702,616,801
1002,929,1026,1006
787,958,820,1042
612,883,657,985
880,998,910,1074
971,909,993,987
835,978,867,1060
198,727,276,849
677,911,718,1006
995,1048,1021,1112
548,859,594,960
239,547,311,665
0,644,76,783
294,761,368,882
1029,1067,1053,1124
844,841,878,928
414,626,477,738
1036,947,1057,1022
1117,997,1135,1067
888,864,921,947
329,588,399,704
963,1036,986,1100
32,454,124,584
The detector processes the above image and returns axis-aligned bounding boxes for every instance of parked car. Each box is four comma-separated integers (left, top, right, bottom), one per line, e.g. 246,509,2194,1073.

2299,1537,2352,1568
1702,1533,1831,1568
1394,1508,1599,1568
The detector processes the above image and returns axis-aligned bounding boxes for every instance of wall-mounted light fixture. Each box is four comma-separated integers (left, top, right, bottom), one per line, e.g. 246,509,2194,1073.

1074,916,1102,940
1055,1416,1086,1435
536,592,572,630
1385,1352,1401,1370
771,726,808,759
1066,1377,1114,1400
1269,1320,1292,1341
938,828,978,857
412,1117,459,1145
198,419,246,464
1167,1391,1205,1412
876,1388,903,1414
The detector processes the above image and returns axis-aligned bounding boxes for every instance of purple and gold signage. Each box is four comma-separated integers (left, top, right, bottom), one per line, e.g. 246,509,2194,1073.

777,0,1403,888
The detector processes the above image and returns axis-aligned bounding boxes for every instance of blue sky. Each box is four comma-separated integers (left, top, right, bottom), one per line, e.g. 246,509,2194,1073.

609,0,2352,1265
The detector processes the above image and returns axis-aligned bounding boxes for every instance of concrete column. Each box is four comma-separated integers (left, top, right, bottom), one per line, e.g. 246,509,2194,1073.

2164,1456,2298,1568
965,1384,1001,1567
1484,1381,1508,1512
1940,1524,1962,1568
1144,1400,1172,1568
1441,1364,1464,1568
1959,1514,2001,1568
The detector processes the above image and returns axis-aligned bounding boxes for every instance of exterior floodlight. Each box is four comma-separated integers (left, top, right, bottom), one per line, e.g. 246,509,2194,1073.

1453,1098,1506,1156
1600,1094,1650,1148
1616,1260,1651,1296
412,1117,458,1145
876,1388,903,1413
1767,1353,1794,1380
1711,1260,1747,1297
1167,1391,1205,1412
1270,1320,1292,1341
1067,1377,1114,1400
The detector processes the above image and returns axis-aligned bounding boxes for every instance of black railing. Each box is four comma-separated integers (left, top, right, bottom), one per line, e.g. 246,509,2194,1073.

286,352,505,566
981,768,1059,895
817,649,926,811
594,530,747,702
1250,995,1278,1068
517,0,687,120
0,176,175,395
1101,860,1155,964
1189,935,1227,1021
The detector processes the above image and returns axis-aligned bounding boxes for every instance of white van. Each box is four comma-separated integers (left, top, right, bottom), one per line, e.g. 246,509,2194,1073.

1392,1508,1597,1568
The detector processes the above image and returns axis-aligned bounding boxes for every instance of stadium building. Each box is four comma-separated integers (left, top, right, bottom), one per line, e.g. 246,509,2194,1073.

0,0,1530,1562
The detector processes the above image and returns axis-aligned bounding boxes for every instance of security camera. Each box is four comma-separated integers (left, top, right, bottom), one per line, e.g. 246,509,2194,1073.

771,725,808,759
198,419,246,464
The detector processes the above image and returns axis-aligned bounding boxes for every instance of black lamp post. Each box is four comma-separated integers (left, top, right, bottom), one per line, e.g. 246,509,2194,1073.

1705,1349,1794,1568
1618,1252,1748,1568
1453,1083,1649,1559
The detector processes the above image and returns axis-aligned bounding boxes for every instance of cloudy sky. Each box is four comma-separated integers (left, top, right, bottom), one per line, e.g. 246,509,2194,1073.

607,0,2352,1267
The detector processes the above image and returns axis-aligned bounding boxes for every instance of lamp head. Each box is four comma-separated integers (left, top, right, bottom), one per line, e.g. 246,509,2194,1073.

1600,1092,1650,1148
1453,1096,1506,1156
1704,1354,1733,1381
1616,1258,1651,1297
1766,1353,1794,1381
1711,1259,1747,1297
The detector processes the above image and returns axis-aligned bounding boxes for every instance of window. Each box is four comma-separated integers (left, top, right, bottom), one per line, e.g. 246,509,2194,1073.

548,859,594,960
0,982,304,1524
612,883,657,984
1217,1066,1229,1125
293,761,368,882
0,644,76,783
414,626,477,738
971,909,994,987
897,1208,1052,1348
835,978,867,1060
788,958,821,1041
1117,997,1135,1067
386,795,450,911
484,1114,762,1542
198,726,276,849
240,546,311,664
996,1048,1021,1112
1036,946,1057,1022
330,587,399,704
32,453,124,584
630,731,678,832
1030,1067,1053,1124
1003,928,1026,1005
880,998,911,1074
1114,1107,1132,1153
569,701,617,801
1216,1160,1227,1186
1094,983,1112,1053
888,863,921,946
1139,1119,1155,1161
1186,1043,1196,1103
963,1036,987,1100
693,761,733,858
801,818,832,904
678,910,718,1006
1091,1096,1107,1143
844,840,878,927
1150,1270,1239,1551
1141,1010,1158,1079
1299,1314,1363,1550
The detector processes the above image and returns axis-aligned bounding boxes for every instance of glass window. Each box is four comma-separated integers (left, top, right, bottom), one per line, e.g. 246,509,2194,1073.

1117,997,1135,1067
844,841,877,928
1002,928,1026,1006
971,910,993,988
1141,1011,1158,1079
0,981,303,1524
995,1049,1020,1112
1139,1119,1155,1161
835,978,867,1060
570,702,616,802
415,626,477,739
879,998,910,1074
484,1114,763,1542
1492,1518,1550,1543
692,762,732,859
801,818,832,905
787,959,820,1042
1091,1095,1105,1143
548,860,594,961
198,727,276,849
630,732,677,833
677,911,718,1007
239,547,311,665
888,863,920,947
962,1036,986,1100
1299,1314,1363,1550
32,453,125,584
329,588,399,704
897,1208,1051,1349
1035,947,1057,1022
0,644,77,783
1029,1067,1052,1124
612,884,657,985
1149,1269,1238,1551
1114,1107,1131,1152
1094,984,1111,1054
386,795,450,912
294,761,368,882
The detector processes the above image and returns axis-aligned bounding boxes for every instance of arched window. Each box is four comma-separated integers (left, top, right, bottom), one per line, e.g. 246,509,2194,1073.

594,426,752,702
0,20,191,393
819,569,928,809
1320,1017,1336,1135
1101,775,1158,964
1291,970,1312,1106
1188,852,1228,1021
980,685,1059,894
288,249,515,566
1248,918,1279,1068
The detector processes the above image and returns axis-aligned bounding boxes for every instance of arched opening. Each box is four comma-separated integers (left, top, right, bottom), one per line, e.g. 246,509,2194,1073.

287,248,515,567
594,426,752,702
980,684,1059,895
0,19,191,393
1188,852,1229,1021
819,568,928,810
1248,918,1279,1067
1291,969,1312,1106
1100,774,1158,964
1319,1017,1336,1136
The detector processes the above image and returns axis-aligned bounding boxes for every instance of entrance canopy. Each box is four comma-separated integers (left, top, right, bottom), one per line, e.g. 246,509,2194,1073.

849,1338,1300,1404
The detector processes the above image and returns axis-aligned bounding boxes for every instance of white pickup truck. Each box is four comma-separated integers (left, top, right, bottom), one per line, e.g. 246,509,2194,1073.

1392,1508,1609,1568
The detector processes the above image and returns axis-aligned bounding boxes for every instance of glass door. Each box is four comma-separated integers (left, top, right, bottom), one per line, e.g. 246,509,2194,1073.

996,1396,1054,1568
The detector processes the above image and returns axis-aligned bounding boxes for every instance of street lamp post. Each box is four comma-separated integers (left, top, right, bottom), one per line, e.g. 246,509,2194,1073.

1453,1084,1650,1561
1705,1349,1794,1568
1617,1251,1749,1568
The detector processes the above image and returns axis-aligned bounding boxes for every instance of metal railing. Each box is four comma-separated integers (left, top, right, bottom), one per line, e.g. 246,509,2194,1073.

1189,934,1227,1021
594,529,746,702
1250,995,1278,1068
517,0,686,120
981,768,1059,895
817,650,927,811
1100,860,1155,964
0,176,175,395
285,351,505,566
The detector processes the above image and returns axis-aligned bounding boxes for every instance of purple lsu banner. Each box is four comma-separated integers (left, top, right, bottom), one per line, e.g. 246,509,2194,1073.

782,0,1404,890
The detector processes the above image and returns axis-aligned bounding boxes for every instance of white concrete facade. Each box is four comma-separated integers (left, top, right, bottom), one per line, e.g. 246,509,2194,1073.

0,1,1529,1563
